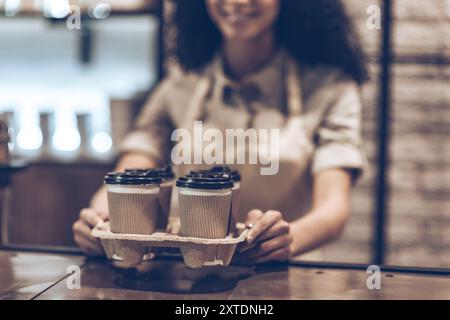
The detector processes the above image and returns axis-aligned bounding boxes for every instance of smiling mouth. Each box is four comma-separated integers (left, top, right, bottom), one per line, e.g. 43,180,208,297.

221,12,259,24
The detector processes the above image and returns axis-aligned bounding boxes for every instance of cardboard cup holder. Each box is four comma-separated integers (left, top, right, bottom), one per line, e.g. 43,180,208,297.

92,219,250,269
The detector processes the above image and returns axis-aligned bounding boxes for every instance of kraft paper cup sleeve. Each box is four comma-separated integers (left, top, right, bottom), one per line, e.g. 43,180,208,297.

155,181,173,230
107,185,159,235
228,186,241,236
178,189,232,239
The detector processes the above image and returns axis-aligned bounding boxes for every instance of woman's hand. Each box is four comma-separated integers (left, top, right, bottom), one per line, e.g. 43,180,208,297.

72,208,108,256
234,209,293,265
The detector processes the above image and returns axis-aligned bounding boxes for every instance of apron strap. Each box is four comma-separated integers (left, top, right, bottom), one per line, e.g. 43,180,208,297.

181,56,221,129
181,75,211,129
286,57,303,117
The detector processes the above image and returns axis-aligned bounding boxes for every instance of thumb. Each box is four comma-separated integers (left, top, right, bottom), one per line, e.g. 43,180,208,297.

96,210,109,221
245,209,263,225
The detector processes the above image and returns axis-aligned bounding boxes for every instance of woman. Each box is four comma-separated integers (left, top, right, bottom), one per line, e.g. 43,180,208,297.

73,0,367,264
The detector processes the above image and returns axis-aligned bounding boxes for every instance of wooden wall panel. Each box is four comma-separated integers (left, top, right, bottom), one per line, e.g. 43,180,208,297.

8,162,113,246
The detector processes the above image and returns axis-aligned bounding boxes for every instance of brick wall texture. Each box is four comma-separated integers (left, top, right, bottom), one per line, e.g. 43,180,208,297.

322,0,450,268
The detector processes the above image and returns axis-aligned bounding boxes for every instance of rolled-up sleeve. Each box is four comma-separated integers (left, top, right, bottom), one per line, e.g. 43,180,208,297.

118,79,174,165
312,81,367,180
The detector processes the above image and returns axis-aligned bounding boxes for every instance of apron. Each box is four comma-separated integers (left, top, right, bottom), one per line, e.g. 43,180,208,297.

175,52,315,223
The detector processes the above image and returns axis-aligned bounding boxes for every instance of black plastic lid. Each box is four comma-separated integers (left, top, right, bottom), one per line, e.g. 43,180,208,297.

104,171,161,186
122,170,160,179
157,165,175,180
124,168,151,174
179,175,232,183
187,173,232,182
188,170,231,180
189,170,210,176
209,166,241,182
176,175,233,190
125,165,175,181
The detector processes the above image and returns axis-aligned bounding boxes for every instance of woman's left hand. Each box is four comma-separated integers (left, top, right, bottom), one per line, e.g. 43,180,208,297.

234,210,293,265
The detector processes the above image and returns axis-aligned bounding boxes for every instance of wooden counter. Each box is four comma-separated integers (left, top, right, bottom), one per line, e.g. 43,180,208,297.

0,250,449,300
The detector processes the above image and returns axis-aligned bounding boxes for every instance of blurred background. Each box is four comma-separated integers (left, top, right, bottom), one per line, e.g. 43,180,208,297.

0,0,448,269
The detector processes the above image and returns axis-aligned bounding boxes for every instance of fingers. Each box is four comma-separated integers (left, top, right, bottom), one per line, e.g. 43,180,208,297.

236,232,292,265
243,234,292,260
233,243,261,265
79,208,104,227
96,210,109,221
72,217,104,256
73,222,102,254
245,209,264,225
238,220,288,254
73,220,97,242
258,234,292,257
247,210,282,244
74,233,103,256
255,246,291,263
256,219,290,243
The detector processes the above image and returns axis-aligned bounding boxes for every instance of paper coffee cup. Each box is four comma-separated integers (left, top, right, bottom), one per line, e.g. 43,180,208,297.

155,166,175,230
126,166,175,230
209,166,242,233
177,176,233,239
105,172,161,235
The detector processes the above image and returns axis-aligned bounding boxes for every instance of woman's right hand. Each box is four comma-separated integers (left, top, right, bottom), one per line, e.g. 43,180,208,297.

73,208,108,256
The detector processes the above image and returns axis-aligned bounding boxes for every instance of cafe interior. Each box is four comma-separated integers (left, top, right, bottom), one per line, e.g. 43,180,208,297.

0,0,449,300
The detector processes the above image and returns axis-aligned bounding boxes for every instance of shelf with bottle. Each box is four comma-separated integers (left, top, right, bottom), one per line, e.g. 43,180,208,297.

0,93,142,165
1,0,160,18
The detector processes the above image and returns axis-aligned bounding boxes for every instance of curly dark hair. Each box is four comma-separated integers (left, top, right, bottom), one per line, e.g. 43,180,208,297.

173,0,367,84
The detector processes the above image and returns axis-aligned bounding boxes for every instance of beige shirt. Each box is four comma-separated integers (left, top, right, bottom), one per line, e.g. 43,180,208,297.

120,50,366,222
